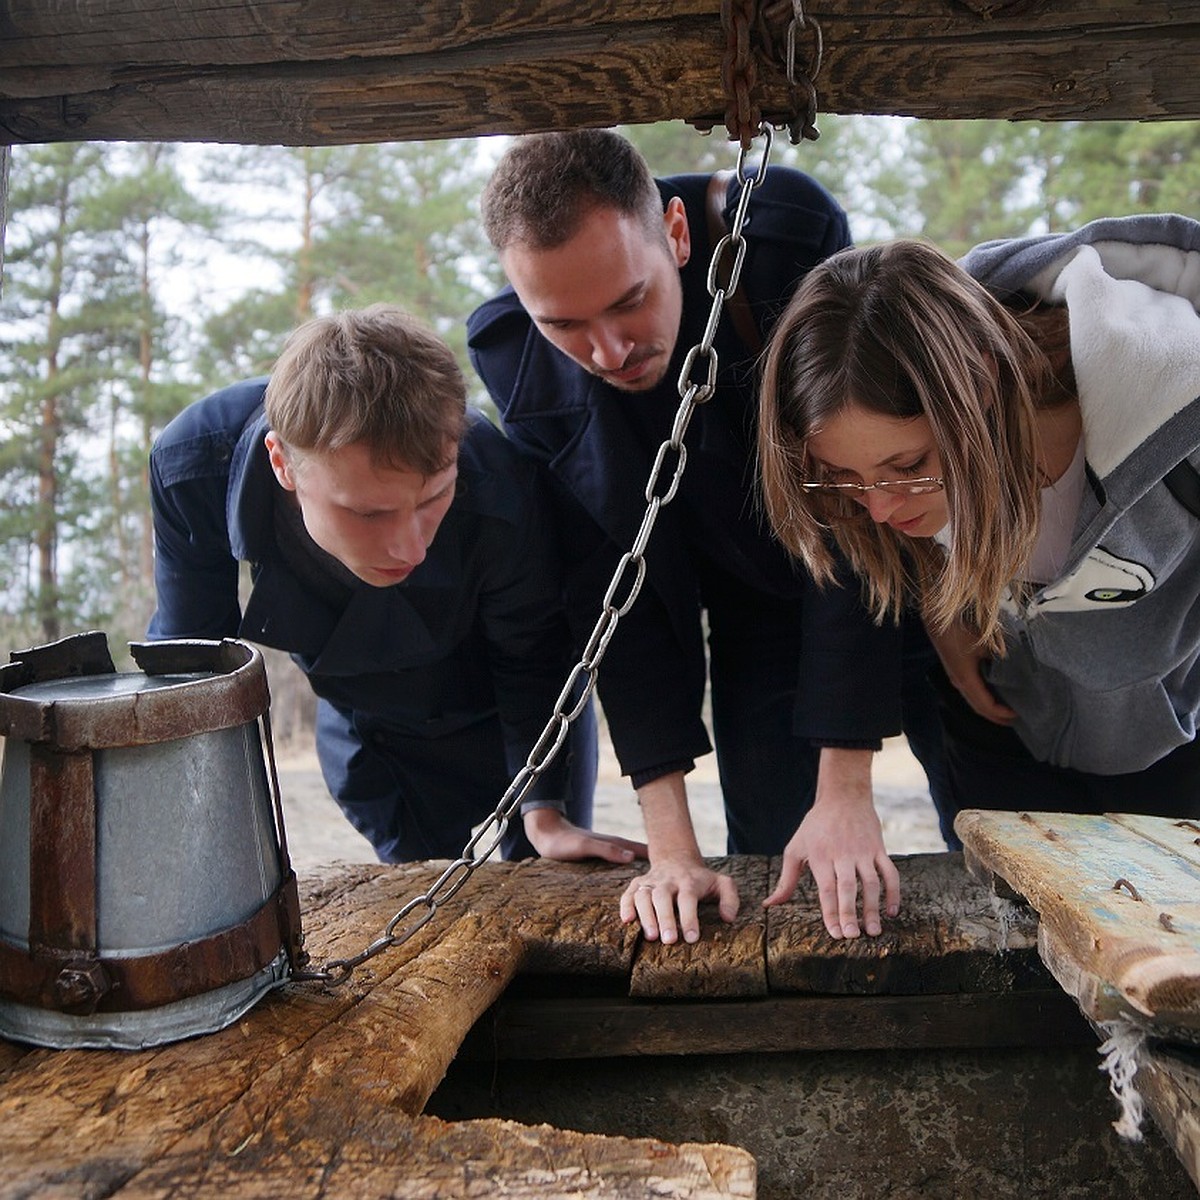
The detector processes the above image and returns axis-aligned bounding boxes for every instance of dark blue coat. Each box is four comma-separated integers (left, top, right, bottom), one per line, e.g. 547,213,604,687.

467,168,913,779
148,380,583,850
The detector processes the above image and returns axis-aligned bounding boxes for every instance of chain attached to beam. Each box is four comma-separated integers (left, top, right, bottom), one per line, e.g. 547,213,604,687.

694,0,824,147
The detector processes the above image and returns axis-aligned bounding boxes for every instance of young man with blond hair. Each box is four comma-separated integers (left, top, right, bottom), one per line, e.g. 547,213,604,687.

150,304,641,865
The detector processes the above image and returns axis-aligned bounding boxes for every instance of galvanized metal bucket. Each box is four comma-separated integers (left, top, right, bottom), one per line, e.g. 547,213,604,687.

0,632,304,1049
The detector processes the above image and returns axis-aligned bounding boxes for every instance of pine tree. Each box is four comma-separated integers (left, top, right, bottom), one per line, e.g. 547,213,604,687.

0,142,113,645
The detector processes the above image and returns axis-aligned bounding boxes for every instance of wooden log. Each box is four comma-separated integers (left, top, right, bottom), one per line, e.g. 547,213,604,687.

0,861,758,1199
497,857,642,978
957,811,1200,1039
455,988,1094,1061
766,852,1044,995
630,857,770,999
1,1,1198,146
119,1113,757,1199
0,862,501,1196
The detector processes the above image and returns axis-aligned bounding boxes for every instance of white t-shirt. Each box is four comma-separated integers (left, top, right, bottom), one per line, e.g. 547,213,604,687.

1020,436,1086,585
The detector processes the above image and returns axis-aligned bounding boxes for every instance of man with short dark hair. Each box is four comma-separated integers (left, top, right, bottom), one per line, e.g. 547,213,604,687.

469,130,951,942
150,304,641,866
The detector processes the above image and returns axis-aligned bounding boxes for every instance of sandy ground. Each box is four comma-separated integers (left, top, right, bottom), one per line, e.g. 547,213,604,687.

276,731,946,872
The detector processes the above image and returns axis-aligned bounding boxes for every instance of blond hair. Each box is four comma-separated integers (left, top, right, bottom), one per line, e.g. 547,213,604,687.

758,240,1069,653
264,304,466,474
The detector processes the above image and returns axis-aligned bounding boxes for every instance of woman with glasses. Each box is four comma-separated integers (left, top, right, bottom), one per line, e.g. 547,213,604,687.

757,216,1200,839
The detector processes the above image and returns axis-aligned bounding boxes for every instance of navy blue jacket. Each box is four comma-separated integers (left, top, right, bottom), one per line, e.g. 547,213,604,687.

468,168,909,777
148,379,574,802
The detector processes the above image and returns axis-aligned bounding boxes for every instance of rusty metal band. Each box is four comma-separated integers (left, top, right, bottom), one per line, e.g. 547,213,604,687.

27,746,97,954
0,636,269,749
0,874,303,1014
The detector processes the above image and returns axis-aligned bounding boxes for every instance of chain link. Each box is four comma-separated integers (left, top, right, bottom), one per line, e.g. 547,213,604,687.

701,1,824,146
293,125,779,988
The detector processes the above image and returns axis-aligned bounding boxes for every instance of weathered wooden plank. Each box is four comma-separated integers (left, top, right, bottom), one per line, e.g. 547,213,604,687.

497,857,642,977
1114,813,1200,872
957,811,1200,1039
0,860,758,1199
118,1113,757,1199
2,2,1199,146
767,852,1044,995
0,862,506,1197
1139,1043,1200,1193
630,857,770,999
455,988,1093,1061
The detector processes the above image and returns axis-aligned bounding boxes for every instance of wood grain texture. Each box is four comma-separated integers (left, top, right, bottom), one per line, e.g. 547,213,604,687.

767,851,1044,995
2,842,1183,1196
455,988,1093,1060
2,2,1199,146
1138,1043,1200,1192
630,856,770,999
0,860,753,1198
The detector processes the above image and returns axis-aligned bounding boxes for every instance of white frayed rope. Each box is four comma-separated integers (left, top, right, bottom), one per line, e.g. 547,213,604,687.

1097,1016,1147,1141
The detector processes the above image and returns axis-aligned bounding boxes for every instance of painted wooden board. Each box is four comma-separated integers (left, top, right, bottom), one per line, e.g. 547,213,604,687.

957,811,1200,1042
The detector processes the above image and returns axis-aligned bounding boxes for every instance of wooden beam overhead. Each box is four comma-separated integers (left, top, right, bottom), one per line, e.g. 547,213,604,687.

1,1,1199,148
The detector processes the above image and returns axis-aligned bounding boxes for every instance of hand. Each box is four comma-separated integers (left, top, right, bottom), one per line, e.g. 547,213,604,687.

763,748,898,939
928,617,1016,725
620,771,738,944
522,807,647,864
619,857,740,945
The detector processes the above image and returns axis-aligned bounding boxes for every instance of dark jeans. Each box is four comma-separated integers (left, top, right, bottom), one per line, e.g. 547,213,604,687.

703,577,955,855
315,696,598,863
932,665,1200,822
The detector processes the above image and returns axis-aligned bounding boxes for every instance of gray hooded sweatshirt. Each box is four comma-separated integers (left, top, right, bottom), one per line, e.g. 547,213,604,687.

959,213,1200,774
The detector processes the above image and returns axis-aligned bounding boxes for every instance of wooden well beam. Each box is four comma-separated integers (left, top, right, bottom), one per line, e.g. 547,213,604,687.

2,1,1199,148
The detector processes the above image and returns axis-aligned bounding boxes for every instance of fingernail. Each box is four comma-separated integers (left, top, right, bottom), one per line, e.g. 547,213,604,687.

685,929,699,944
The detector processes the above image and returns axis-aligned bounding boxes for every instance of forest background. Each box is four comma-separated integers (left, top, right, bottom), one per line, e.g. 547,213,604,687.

1,116,1196,745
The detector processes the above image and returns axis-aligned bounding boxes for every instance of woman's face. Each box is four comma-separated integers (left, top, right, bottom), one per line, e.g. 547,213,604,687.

804,404,950,538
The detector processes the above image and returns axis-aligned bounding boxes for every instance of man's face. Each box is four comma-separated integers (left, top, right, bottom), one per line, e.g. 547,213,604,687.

266,433,458,587
500,199,691,393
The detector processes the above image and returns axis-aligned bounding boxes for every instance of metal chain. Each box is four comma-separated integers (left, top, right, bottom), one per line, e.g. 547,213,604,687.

293,125,778,988
782,0,824,144
710,0,824,146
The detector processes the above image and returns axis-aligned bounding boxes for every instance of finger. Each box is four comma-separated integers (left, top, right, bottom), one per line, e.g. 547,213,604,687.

835,862,862,939
585,836,640,865
764,853,806,908
654,890,680,946
614,836,650,859
810,861,842,939
716,873,741,923
879,853,901,919
858,864,883,937
633,883,661,941
959,679,1016,724
675,889,702,945
619,882,641,924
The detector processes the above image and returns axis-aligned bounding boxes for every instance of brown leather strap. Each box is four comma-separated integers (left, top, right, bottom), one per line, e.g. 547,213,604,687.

0,875,303,1014
704,169,763,355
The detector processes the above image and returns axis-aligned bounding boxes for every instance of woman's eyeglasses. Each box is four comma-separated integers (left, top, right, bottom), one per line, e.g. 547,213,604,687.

797,477,944,497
